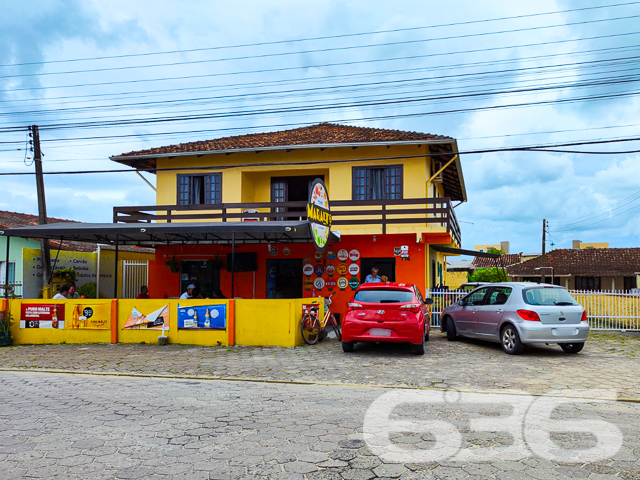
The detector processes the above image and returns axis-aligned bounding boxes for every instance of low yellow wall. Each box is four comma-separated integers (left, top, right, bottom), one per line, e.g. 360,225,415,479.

9,299,113,345
4,297,325,348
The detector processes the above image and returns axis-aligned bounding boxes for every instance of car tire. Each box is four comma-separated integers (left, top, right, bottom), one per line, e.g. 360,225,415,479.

446,317,457,341
342,341,355,353
425,329,430,342
560,342,584,354
414,328,426,355
501,325,524,355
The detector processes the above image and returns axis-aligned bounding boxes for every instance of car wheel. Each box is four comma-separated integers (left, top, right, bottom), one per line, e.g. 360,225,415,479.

501,325,524,355
560,342,584,354
446,317,457,341
342,341,355,353
414,327,426,355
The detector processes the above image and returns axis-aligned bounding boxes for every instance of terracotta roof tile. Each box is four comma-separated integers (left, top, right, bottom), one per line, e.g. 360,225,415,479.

115,123,452,158
507,248,640,277
472,253,522,269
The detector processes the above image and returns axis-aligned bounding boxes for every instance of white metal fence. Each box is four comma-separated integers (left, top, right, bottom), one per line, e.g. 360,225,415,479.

121,260,149,299
426,288,640,332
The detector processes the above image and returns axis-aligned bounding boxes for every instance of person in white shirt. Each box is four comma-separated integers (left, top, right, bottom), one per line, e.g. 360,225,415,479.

53,285,70,299
180,284,196,300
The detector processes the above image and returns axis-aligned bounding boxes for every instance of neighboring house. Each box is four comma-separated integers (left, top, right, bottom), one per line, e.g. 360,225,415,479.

110,122,467,319
445,259,473,289
572,240,609,249
508,248,640,291
0,210,153,298
472,253,522,270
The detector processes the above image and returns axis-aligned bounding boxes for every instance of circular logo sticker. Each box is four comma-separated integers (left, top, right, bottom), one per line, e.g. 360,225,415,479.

348,278,360,290
327,250,336,260
314,251,323,262
283,247,291,256
269,246,278,256
349,249,360,262
303,264,314,276
314,264,324,276
314,277,325,290
338,277,348,290
348,263,360,276
82,307,94,318
337,264,348,276
325,265,335,277
337,249,349,262
308,179,332,251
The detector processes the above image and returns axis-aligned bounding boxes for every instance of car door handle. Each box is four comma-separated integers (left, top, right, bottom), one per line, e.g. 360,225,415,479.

472,309,477,313
496,309,503,314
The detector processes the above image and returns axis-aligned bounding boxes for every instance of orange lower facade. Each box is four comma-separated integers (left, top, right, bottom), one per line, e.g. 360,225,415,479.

148,232,451,321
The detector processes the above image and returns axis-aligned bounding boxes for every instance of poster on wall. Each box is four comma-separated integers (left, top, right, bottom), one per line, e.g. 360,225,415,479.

123,305,170,330
67,304,111,330
20,304,65,329
178,304,226,329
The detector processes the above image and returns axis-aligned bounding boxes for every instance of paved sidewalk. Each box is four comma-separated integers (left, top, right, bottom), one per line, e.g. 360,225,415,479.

0,333,638,399
1,370,639,480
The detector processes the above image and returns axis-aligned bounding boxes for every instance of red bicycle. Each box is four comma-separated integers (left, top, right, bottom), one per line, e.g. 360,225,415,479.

300,292,341,345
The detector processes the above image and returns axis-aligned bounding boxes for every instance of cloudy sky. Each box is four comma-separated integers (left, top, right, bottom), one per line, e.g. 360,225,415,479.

1,0,639,253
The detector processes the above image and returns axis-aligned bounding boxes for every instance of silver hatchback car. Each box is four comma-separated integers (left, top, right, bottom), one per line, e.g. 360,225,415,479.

440,282,589,354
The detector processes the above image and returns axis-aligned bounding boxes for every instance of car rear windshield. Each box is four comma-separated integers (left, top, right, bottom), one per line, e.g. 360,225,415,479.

354,289,414,303
522,287,579,306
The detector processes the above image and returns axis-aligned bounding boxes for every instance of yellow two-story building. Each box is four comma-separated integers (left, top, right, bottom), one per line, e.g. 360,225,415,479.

111,123,466,320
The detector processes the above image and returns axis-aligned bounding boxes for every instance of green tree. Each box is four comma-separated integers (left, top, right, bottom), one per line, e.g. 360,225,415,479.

487,247,505,255
468,267,509,283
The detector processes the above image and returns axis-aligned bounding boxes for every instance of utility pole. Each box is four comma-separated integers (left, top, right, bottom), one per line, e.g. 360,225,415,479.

31,125,51,291
541,218,546,284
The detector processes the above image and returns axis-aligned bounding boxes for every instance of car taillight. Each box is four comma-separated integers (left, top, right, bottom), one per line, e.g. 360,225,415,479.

347,303,363,311
581,310,587,322
517,309,540,321
400,303,421,313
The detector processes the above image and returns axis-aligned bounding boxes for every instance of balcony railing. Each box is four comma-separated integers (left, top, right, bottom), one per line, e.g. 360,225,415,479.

113,197,461,245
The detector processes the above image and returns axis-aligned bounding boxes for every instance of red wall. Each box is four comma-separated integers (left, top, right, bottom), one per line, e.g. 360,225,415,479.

148,233,445,319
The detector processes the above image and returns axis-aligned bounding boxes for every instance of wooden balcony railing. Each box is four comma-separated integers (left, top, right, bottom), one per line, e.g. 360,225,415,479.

113,197,461,245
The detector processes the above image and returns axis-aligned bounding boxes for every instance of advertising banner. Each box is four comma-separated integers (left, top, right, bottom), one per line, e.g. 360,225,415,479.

20,304,65,329
67,303,111,330
178,304,226,329
123,304,170,330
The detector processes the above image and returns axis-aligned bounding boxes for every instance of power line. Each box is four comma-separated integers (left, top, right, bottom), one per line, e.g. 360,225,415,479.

3,1,638,68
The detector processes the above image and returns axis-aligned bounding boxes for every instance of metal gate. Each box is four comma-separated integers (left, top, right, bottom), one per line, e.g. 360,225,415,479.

425,288,640,332
121,260,149,299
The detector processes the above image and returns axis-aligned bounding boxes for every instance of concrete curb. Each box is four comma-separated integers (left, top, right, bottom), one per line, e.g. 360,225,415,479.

1,366,638,404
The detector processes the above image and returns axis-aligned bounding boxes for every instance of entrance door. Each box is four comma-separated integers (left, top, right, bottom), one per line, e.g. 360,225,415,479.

360,258,396,283
267,259,303,299
180,260,221,298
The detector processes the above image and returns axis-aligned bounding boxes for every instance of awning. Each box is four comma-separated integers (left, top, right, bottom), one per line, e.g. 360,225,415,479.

0,220,341,247
429,245,500,259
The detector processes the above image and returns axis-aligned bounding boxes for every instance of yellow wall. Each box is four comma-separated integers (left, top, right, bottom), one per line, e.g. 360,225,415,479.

474,244,501,252
445,271,468,289
155,145,455,238
577,242,609,249
6,297,324,348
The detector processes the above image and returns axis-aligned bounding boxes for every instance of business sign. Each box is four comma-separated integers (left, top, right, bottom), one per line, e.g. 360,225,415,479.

307,178,332,251
314,264,324,276
326,265,335,277
337,264,348,276
68,303,111,330
177,304,226,329
314,277,325,290
349,278,360,290
349,249,361,262
303,264,314,276
348,263,360,276
327,250,336,260
123,304,169,330
338,277,348,290
314,251,324,262
337,249,349,261
20,304,65,329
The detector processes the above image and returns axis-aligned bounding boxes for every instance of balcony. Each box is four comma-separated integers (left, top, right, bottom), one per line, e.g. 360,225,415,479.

113,197,461,246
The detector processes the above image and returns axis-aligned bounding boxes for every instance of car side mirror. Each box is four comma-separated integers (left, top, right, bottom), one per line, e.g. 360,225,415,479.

424,298,434,305
458,300,465,306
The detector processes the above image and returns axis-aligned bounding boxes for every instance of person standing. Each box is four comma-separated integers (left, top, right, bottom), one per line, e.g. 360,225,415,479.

364,267,383,283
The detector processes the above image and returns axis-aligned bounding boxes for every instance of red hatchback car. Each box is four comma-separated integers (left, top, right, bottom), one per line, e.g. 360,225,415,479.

342,283,432,355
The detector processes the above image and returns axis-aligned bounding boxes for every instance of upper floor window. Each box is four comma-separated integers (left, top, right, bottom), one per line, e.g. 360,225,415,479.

352,165,403,201
177,173,222,205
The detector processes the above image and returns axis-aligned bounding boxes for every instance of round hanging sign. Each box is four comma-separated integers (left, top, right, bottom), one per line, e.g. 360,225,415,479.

348,278,360,290
349,249,360,262
269,246,278,256
314,264,324,276
314,277,325,290
337,249,349,262
338,277,348,290
283,247,291,256
337,264,348,276
325,265,336,277
314,251,323,262
307,178,332,251
327,249,336,260
348,263,360,276
303,264,314,276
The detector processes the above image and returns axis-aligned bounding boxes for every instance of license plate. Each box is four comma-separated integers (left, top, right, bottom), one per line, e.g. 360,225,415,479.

370,328,392,337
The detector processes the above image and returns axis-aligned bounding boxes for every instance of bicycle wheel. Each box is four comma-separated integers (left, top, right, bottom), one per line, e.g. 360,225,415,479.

301,314,321,345
329,314,342,341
